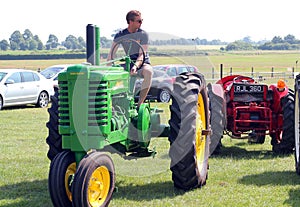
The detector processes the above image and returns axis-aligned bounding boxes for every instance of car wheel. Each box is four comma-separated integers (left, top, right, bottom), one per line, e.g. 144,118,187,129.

0,96,3,110
37,91,49,108
157,89,171,103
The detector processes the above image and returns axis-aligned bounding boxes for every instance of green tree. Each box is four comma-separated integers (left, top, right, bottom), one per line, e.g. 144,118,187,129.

284,34,296,44
271,36,283,44
225,41,254,51
100,36,112,48
46,34,59,50
242,36,252,43
9,30,23,50
10,41,18,50
62,35,79,49
22,29,37,50
28,40,38,50
19,38,28,50
33,35,44,50
23,29,33,41
78,36,86,49
0,39,9,50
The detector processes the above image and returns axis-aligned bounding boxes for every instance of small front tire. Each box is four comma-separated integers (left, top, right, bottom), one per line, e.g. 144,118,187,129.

72,152,115,207
48,151,75,207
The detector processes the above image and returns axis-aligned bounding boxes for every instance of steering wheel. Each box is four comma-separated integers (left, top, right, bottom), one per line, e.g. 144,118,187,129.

110,39,146,71
233,75,255,83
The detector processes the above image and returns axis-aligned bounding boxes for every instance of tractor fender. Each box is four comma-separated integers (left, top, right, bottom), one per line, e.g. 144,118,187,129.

269,84,290,113
207,83,225,100
269,84,289,99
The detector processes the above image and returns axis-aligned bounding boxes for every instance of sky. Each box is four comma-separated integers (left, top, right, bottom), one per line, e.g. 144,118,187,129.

1,0,300,44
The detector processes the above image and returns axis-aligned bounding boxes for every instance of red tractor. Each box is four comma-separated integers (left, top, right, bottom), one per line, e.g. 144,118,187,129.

208,75,295,154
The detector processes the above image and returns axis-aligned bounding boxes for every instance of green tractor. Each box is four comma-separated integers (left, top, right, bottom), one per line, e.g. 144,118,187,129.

46,24,211,206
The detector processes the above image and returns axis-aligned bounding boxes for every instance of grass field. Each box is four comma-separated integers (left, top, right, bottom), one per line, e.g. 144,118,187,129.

1,51,300,206
0,103,300,207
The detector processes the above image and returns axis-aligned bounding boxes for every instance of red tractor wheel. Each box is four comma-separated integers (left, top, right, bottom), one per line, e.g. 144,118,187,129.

72,151,115,207
207,83,226,155
272,89,295,154
168,72,210,190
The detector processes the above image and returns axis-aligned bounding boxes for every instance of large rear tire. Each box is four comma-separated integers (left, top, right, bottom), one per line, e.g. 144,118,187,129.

46,90,62,160
72,152,115,207
168,72,210,190
48,151,75,207
272,90,295,154
295,75,300,174
207,83,226,155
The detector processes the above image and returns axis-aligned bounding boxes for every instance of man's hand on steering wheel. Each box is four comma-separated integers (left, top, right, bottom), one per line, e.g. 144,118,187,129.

130,66,138,75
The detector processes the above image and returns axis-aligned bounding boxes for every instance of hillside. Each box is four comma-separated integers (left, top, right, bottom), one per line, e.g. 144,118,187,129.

148,32,182,41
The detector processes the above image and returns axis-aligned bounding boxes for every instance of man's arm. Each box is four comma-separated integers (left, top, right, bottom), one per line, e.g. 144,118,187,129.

107,41,118,62
133,44,148,68
131,44,147,75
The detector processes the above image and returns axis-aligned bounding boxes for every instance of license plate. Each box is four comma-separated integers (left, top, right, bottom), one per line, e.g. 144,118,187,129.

234,84,264,93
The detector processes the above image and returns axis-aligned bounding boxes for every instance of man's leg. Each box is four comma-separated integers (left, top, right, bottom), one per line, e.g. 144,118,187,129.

138,64,153,106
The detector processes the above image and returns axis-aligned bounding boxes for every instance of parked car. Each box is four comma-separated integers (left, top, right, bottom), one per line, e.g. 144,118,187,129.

40,64,74,91
0,69,54,110
154,64,198,77
134,64,199,103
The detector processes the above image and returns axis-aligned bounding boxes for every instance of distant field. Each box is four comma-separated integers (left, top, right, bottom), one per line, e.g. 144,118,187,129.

0,59,85,71
1,48,298,71
0,48,299,88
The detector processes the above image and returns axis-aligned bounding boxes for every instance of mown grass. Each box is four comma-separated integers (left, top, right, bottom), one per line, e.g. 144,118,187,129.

1,102,300,207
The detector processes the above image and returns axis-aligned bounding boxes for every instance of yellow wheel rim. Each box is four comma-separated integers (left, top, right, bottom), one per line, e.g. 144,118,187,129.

195,94,206,172
88,166,111,207
64,162,76,201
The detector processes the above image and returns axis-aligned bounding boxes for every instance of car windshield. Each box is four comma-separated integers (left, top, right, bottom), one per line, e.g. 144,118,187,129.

0,72,7,82
153,66,168,71
188,66,197,72
152,69,169,78
40,67,64,79
178,66,189,74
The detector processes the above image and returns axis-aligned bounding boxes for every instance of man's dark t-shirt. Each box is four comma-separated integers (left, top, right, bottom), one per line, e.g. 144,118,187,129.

114,28,151,65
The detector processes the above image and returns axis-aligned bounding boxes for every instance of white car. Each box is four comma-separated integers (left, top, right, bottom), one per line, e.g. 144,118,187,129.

40,64,74,91
0,69,54,110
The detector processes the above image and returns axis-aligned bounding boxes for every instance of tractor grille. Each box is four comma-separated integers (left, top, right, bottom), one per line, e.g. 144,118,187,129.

58,81,69,127
88,81,108,126
58,80,109,127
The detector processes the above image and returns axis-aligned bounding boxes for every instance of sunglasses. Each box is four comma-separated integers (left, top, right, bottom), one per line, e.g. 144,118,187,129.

134,19,143,23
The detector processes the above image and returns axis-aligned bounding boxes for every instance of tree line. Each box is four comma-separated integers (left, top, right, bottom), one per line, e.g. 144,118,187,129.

0,29,87,51
224,34,300,51
1,29,299,51
0,29,226,51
